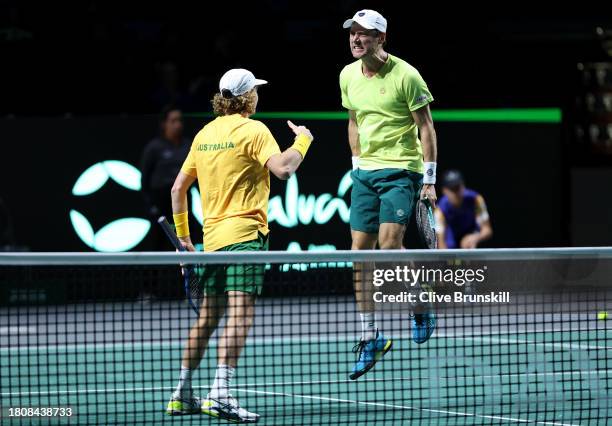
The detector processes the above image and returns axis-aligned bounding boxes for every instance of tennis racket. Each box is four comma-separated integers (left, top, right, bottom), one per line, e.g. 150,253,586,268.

158,216,202,316
415,198,437,249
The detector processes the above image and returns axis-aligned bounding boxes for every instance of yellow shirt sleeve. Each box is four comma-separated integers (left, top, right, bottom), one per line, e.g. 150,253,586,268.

180,142,197,177
403,68,434,112
251,123,281,166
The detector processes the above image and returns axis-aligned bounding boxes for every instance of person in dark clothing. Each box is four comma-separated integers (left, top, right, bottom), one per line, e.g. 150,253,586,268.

435,170,493,249
140,105,191,249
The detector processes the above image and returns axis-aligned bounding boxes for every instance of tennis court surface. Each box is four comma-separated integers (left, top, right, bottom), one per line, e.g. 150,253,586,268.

1,249,610,425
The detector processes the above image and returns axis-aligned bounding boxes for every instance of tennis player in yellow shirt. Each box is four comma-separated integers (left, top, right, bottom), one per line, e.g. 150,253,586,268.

340,10,439,380
166,68,314,423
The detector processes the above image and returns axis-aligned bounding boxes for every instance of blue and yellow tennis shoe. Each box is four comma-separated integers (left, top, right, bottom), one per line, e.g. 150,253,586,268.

412,311,436,344
349,331,393,380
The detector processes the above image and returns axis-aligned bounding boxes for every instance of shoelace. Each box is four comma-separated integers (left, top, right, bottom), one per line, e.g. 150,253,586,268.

212,396,238,413
228,397,238,408
411,313,425,325
352,340,367,359
221,396,256,417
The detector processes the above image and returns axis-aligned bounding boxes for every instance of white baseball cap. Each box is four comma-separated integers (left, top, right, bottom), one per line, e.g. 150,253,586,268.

342,9,387,33
219,68,267,97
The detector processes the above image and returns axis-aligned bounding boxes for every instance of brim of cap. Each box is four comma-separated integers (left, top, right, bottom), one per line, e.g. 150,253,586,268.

254,78,267,86
342,18,375,30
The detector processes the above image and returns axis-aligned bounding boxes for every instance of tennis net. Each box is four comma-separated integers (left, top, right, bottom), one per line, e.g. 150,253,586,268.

0,248,611,425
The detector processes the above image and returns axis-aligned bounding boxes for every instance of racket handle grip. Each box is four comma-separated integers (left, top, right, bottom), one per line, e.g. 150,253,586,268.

157,216,186,252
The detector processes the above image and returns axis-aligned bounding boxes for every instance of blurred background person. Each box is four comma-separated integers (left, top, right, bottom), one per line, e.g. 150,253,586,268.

435,169,493,249
140,105,191,250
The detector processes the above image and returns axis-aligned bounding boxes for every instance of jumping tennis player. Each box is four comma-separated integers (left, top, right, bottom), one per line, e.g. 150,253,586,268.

340,9,439,380
166,68,314,422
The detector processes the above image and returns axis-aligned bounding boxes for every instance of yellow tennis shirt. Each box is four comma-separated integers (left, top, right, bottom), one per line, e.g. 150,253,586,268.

340,54,434,173
181,114,281,251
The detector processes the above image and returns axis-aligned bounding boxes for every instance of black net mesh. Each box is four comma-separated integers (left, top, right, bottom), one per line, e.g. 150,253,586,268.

0,252,610,425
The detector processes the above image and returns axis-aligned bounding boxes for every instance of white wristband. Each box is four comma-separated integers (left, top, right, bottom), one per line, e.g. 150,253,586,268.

351,156,360,170
423,162,437,184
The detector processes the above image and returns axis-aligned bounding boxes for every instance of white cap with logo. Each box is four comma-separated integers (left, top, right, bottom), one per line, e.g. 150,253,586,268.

219,69,267,97
342,9,387,33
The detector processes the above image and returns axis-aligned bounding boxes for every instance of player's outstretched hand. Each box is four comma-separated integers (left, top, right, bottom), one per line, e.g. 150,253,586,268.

287,120,313,141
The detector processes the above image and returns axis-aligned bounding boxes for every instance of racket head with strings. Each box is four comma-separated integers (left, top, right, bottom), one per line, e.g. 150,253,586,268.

157,216,202,316
415,198,438,249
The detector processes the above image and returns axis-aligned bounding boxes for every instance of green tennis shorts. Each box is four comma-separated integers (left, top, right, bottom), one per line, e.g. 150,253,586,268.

199,232,269,295
350,168,423,233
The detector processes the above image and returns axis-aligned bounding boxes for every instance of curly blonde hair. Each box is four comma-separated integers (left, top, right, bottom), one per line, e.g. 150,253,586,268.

211,89,257,116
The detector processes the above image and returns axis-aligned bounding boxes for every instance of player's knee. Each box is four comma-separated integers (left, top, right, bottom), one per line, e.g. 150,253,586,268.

228,305,255,327
378,234,403,249
379,240,402,249
351,233,377,250
227,313,254,337
239,315,254,330
351,241,367,250
196,313,220,330
378,224,405,249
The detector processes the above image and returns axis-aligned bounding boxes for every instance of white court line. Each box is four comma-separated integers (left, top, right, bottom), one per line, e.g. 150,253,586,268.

0,326,37,335
0,383,581,426
1,385,174,397
3,369,611,398
449,335,612,351
1,327,610,353
234,388,579,426
226,370,612,388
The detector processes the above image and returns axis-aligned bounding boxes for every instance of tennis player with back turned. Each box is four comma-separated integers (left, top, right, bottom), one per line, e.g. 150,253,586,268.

166,69,314,423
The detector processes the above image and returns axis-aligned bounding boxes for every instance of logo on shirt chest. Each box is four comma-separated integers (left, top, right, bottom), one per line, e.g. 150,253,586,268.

197,141,235,152
379,87,386,95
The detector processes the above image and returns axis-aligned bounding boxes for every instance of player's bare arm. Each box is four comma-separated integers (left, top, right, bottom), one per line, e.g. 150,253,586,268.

266,121,313,180
347,110,361,170
170,171,197,251
348,110,360,156
434,208,448,249
412,104,438,206
461,195,493,248
460,195,493,248
475,194,493,244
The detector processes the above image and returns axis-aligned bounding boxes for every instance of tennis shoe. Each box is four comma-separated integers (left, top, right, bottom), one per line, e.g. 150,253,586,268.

166,394,202,415
202,394,259,423
349,331,393,380
412,311,436,344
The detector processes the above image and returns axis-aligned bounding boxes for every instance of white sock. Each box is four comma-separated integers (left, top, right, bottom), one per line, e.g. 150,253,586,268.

209,364,235,399
173,366,193,399
360,312,377,341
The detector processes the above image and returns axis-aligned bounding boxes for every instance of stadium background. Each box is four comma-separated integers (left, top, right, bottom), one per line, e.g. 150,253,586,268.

1,4,611,425
1,2,611,251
